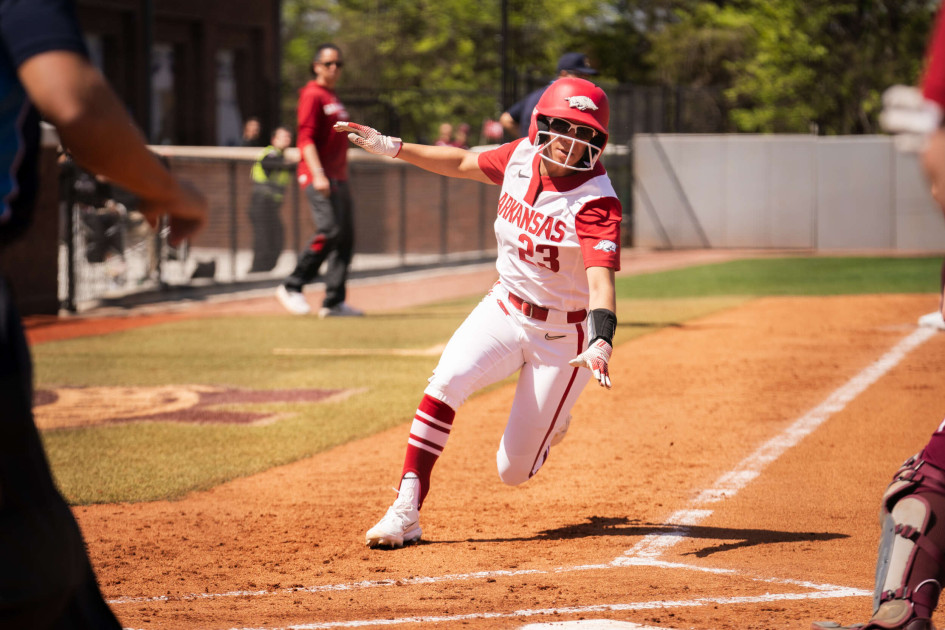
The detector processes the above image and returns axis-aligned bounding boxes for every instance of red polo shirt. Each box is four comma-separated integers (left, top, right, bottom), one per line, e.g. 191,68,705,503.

296,80,350,186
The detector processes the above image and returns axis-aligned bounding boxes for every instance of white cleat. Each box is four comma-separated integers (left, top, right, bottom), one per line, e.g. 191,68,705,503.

917,310,945,330
318,302,364,318
365,502,421,548
276,285,311,315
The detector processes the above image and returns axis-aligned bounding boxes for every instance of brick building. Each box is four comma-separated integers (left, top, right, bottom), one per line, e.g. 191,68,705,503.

75,0,281,146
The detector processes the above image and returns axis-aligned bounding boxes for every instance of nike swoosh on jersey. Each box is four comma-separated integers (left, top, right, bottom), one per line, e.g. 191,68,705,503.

544,333,566,340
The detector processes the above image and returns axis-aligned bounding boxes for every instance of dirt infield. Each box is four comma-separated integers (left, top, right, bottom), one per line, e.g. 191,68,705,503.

30,250,945,629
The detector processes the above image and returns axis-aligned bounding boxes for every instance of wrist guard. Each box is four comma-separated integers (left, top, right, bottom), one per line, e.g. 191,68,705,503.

588,308,616,346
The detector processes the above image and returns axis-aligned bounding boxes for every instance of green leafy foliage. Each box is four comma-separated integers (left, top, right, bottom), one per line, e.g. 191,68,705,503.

280,0,940,137
647,0,937,134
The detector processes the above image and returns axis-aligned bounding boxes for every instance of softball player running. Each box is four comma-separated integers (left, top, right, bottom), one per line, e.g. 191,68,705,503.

336,77,622,548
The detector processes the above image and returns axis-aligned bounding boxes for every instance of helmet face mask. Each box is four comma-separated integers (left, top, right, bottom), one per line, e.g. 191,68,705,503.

528,77,610,172
534,116,602,171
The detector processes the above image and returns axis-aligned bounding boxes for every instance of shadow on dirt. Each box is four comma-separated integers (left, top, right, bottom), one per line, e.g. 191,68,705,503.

453,515,848,557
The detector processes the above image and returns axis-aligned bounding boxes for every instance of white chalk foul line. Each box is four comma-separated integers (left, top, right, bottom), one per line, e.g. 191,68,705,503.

624,326,936,561
213,588,867,630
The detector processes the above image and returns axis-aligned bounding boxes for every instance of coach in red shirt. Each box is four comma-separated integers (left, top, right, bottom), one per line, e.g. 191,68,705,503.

276,44,363,318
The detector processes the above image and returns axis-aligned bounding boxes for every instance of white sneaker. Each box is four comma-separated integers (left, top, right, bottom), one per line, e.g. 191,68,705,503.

366,478,422,548
918,310,945,330
276,285,311,315
550,414,571,447
318,302,364,318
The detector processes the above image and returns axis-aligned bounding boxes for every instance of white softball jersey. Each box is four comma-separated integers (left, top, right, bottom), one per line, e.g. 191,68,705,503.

478,137,622,313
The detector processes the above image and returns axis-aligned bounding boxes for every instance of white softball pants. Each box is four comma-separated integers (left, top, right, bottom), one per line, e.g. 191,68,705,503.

424,284,592,485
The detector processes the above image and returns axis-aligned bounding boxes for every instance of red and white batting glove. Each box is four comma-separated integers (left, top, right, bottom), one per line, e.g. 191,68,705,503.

334,122,402,158
569,338,613,389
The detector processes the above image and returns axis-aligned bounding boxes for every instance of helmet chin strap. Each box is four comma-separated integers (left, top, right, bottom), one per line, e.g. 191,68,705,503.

535,131,601,171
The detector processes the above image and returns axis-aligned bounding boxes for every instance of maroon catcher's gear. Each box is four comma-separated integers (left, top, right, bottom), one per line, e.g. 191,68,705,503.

812,455,945,630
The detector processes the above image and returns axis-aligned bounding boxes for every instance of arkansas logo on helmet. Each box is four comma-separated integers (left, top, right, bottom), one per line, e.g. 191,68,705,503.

565,95,599,111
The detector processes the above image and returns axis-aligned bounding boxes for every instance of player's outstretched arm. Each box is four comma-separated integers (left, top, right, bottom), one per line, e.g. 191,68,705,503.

335,122,492,184
18,51,206,246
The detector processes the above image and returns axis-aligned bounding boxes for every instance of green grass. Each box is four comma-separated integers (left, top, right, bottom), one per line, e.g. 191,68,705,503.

615,255,943,298
33,255,941,504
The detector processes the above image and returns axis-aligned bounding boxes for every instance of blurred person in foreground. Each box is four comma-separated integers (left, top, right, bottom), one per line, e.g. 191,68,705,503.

500,52,598,139
337,77,621,549
0,0,206,627
248,126,292,273
275,43,363,318
812,4,945,630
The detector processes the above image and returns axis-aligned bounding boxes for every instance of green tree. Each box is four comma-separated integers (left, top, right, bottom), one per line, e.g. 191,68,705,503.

281,0,608,143
647,0,936,134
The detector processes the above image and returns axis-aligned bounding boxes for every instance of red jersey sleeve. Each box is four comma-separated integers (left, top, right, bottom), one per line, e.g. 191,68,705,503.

477,138,527,185
923,1,945,107
296,84,320,153
576,197,622,270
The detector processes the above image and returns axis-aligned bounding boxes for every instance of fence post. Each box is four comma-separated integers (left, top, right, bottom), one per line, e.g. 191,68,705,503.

228,159,238,280
61,181,76,312
291,174,300,258
478,182,487,254
399,165,407,264
439,176,449,258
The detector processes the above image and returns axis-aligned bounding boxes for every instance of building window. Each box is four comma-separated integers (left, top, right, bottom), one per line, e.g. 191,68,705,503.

216,49,243,146
151,44,177,144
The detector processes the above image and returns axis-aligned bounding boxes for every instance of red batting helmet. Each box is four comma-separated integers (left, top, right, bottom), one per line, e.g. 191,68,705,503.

528,77,609,170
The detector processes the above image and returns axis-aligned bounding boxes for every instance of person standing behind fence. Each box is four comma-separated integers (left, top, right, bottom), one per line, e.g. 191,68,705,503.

248,126,292,273
241,116,263,147
276,43,363,318
0,0,206,627
500,52,598,139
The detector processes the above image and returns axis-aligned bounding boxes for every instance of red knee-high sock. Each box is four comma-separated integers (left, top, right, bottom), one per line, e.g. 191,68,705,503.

402,394,455,509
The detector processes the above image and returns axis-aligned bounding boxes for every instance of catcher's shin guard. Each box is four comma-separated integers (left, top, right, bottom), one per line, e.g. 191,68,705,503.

813,456,945,630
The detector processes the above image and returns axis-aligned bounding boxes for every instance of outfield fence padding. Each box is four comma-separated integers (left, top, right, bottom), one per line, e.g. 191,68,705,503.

633,134,945,252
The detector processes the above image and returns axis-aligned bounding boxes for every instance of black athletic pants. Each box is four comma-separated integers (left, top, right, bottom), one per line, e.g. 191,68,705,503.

283,180,354,309
0,277,121,630
247,184,285,273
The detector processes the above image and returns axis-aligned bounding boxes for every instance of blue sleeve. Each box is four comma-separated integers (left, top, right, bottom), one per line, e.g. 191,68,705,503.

506,98,527,123
0,0,87,68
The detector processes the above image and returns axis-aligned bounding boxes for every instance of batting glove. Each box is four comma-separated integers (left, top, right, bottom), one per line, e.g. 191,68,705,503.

569,338,613,389
334,122,402,158
879,85,943,152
